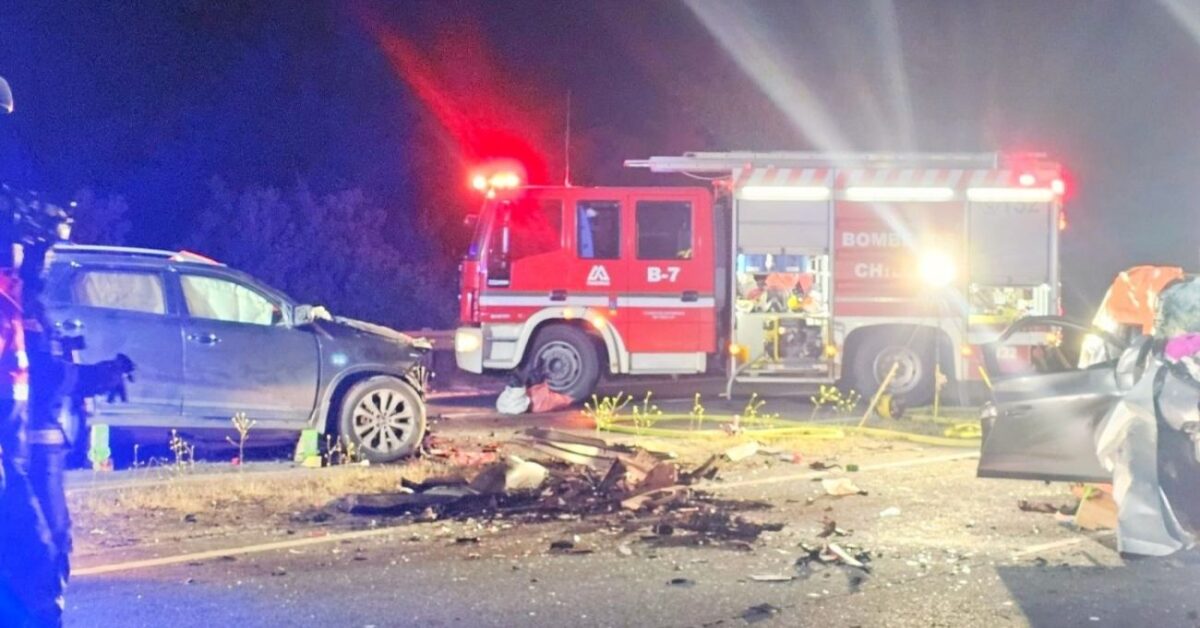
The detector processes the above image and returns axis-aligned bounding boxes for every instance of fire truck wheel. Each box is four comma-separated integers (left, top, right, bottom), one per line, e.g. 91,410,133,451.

528,325,600,402
851,333,934,407
338,376,427,463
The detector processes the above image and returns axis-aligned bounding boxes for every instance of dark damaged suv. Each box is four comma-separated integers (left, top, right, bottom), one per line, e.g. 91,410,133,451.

44,245,430,463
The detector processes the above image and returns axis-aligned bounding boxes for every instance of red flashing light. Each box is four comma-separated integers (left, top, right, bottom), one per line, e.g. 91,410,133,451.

469,160,526,195
490,171,521,189
1018,173,1036,187
1051,178,1066,196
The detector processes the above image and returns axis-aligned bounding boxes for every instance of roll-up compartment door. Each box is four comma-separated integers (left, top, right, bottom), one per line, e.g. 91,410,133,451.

969,202,1052,285
737,200,830,254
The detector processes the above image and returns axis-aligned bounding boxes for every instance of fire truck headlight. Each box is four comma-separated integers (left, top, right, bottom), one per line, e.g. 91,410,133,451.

455,328,483,354
918,250,956,288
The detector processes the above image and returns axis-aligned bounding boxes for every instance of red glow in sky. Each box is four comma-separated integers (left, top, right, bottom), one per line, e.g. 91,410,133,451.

365,17,552,185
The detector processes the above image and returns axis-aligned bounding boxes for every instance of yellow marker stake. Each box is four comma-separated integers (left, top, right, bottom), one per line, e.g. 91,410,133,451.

977,365,993,390
859,361,900,429
933,363,942,421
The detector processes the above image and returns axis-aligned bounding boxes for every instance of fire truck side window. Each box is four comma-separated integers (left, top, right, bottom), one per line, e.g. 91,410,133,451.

576,201,620,259
636,201,692,260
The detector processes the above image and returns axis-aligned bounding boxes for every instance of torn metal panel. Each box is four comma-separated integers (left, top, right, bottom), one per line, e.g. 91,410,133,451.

1096,360,1196,556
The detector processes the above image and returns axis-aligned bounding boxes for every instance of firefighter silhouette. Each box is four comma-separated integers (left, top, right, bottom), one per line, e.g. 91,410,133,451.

0,187,134,626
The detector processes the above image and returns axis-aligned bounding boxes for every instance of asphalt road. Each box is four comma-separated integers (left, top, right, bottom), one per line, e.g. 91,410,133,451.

63,442,1200,628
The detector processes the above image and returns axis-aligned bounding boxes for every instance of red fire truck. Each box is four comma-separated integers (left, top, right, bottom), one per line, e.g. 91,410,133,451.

455,152,1066,404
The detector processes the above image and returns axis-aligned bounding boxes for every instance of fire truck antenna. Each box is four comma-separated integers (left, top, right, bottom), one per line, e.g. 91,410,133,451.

564,89,572,187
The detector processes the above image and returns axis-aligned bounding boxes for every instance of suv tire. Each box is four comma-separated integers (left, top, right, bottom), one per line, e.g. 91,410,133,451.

338,376,426,463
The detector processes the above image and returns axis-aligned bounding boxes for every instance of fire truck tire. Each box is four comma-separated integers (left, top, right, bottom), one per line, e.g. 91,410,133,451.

850,332,935,407
528,325,600,402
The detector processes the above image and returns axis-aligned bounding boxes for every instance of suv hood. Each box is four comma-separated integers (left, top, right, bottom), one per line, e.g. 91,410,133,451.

332,316,433,352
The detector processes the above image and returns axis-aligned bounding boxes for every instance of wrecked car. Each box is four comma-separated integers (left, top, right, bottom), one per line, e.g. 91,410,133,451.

44,244,431,463
978,270,1200,555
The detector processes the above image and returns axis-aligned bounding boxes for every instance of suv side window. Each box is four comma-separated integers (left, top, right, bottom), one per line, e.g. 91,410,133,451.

181,274,278,326
72,270,166,315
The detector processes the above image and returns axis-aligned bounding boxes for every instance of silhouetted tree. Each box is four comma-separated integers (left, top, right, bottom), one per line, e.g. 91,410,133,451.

185,177,455,330
69,188,131,245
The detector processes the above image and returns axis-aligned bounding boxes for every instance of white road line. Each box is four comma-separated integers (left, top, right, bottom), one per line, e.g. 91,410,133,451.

703,450,979,491
74,526,405,577
1011,531,1115,559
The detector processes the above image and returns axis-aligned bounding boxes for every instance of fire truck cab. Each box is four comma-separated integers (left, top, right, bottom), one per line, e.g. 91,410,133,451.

456,152,1065,405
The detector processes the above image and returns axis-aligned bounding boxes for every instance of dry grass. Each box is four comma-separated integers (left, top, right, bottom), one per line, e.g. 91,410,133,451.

71,457,455,542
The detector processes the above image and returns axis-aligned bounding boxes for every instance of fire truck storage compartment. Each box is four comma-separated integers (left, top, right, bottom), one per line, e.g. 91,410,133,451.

733,197,833,378
966,201,1055,334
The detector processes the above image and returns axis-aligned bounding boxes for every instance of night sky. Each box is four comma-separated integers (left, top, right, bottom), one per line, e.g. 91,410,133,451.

2,0,1198,318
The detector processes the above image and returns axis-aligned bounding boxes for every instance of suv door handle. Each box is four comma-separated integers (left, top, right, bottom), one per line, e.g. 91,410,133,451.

187,332,220,346
550,289,567,302
681,291,699,303
55,319,84,332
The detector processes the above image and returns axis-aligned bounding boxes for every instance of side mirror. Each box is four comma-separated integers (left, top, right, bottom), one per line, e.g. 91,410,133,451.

0,76,12,114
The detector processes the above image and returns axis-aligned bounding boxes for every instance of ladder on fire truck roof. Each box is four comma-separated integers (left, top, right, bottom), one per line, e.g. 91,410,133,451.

624,151,1052,174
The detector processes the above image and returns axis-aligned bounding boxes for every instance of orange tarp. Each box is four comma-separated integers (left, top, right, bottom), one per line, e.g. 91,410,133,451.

1101,265,1184,334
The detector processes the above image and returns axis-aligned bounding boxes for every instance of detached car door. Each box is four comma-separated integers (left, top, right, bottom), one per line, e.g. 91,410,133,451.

177,271,319,423
45,264,183,420
977,317,1127,483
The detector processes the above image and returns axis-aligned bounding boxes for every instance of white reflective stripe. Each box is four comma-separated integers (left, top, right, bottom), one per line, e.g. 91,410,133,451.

12,382,28,402
15,350,27,369
27,429,65,445
479,294,715,309
617,296,716,308
479,295,608,307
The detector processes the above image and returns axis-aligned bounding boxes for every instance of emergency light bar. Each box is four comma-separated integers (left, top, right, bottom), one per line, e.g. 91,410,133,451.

966,188,1055,203
739,185,831,201
844,187,955,202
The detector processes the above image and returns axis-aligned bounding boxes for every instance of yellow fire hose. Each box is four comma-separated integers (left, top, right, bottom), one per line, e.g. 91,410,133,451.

595,413,980,448
594,359,979,448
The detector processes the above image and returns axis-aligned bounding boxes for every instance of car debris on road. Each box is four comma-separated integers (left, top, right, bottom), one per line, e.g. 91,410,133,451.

331,428,785,550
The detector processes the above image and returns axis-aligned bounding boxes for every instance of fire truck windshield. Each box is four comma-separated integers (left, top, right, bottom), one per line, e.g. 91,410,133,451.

465,205,490,261
467,197,563,272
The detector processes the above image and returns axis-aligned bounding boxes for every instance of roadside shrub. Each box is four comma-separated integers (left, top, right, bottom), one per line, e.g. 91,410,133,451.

184,178,456,329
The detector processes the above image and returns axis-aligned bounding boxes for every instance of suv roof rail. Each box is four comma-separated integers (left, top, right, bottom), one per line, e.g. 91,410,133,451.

53,244,223,265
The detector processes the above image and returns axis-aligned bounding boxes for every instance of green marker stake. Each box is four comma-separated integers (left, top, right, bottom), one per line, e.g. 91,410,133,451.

88,424,112,470
295,428,320,463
